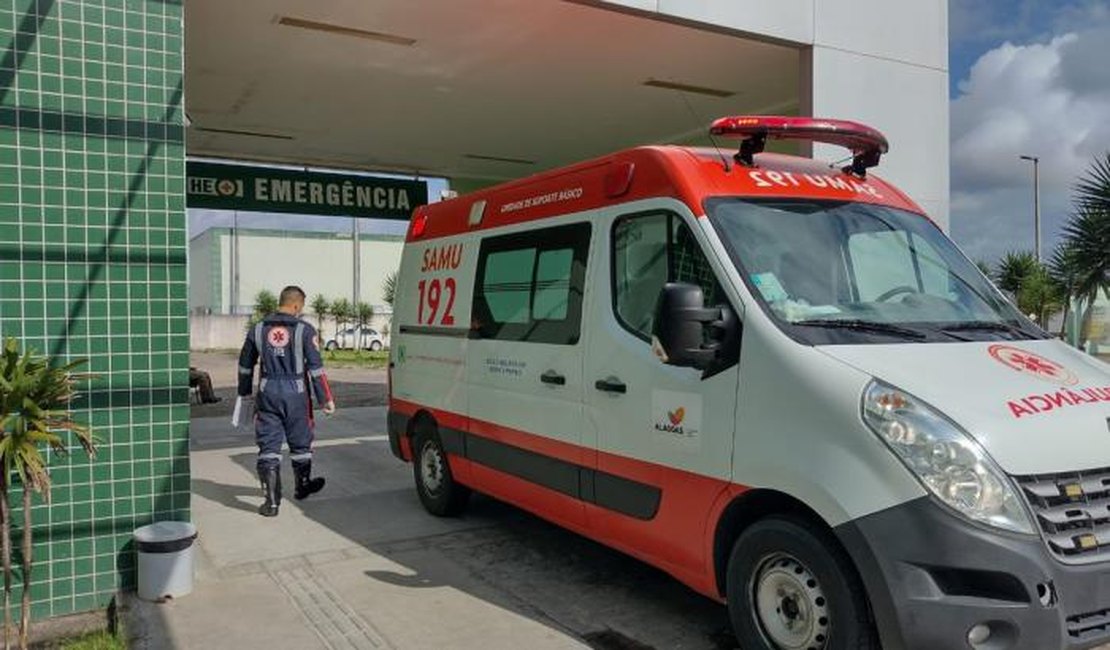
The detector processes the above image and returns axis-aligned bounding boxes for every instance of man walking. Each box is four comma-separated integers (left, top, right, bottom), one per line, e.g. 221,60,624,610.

237,285,336,517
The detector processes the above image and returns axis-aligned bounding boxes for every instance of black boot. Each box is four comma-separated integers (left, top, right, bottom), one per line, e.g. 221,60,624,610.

258,465,281,517
293,461,325,500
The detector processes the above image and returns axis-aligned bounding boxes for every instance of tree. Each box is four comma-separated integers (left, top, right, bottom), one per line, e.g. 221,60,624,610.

974,259,993,278
356,303,374,352
1059,154,1110,348
992,252,1062,327
330,298,352,340
0,338,95,648
1048,243,1080,338
994,251,1039,296
1059,208,1110,347
310,294,329,340
381,271,398,309
1016,265,1063,329
247,290,278,330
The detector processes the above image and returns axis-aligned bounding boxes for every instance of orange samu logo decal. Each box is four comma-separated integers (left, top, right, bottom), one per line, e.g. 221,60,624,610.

988,344,1077,386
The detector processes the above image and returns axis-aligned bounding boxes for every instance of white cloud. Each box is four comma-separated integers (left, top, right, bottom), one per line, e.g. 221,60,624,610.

949,19,1110,263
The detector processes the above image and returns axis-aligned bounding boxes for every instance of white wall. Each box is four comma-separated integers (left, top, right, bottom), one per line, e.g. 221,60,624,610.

359,239,404,306
809,0,949,228
190,230,404,314
189,233,213,312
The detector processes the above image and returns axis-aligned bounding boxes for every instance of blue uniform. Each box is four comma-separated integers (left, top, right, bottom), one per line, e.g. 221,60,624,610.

237,313,333,471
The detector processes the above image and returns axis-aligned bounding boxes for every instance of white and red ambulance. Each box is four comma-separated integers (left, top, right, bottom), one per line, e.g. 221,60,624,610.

387,116,1110,650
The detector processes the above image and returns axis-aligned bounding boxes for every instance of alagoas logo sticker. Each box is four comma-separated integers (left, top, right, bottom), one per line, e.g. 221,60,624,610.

668,407,685,427
652,391,701,443
989,344,1078,386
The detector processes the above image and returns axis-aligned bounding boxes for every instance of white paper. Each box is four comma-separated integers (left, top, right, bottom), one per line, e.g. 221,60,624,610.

231,396,243,428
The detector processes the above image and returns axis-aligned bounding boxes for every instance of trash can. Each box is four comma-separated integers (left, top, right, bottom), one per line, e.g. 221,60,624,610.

134,521,197,602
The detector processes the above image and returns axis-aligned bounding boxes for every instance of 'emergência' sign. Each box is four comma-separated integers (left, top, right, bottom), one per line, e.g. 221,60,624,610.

186,161,429,220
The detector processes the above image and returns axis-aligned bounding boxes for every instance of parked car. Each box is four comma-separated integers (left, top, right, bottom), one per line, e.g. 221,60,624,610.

325,326,384,351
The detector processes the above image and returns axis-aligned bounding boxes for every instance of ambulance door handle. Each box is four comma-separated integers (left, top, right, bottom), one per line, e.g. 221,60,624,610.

594,377,626,394
540,370,566,386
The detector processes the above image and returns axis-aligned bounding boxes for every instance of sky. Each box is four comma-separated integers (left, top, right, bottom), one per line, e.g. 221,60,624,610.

948,0,1110,265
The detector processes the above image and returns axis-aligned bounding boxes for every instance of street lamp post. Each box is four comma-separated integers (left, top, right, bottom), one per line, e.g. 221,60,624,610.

1019,155,1041,262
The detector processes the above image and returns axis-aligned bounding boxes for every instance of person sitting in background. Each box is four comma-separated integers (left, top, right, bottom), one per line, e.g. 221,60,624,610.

189,367,221,404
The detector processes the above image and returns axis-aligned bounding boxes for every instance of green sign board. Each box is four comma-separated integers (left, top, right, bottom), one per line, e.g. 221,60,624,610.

186,161,428,220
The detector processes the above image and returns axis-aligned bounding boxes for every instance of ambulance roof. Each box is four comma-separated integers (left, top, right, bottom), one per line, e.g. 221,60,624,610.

408,145,925,242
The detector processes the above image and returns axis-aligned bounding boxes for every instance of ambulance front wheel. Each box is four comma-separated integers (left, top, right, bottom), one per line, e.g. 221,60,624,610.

726,516,878,650
412,425,470,517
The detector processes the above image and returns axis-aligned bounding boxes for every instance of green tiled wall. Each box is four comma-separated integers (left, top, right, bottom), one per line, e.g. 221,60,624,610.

0,0,188,619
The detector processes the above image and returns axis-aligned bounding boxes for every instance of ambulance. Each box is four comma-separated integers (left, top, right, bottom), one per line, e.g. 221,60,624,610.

387,116,1110,650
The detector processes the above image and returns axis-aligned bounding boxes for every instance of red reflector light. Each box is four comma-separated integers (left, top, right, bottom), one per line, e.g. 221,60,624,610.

411,213,427,238
710,115,889,176
604,162,635,198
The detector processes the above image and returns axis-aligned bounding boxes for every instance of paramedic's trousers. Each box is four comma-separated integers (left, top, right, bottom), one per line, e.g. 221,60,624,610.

255,380,314,469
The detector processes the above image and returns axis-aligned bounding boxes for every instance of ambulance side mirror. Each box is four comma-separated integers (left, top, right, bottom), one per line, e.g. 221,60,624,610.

651,283,739,375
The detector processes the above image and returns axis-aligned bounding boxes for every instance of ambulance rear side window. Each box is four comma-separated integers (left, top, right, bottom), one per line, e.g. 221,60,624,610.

472,222,591,345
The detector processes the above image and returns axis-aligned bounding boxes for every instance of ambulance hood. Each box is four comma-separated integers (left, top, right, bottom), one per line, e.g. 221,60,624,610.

818,339,1110,476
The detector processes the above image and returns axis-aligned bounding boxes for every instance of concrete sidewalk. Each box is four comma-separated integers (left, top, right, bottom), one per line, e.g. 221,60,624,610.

126,406,733,650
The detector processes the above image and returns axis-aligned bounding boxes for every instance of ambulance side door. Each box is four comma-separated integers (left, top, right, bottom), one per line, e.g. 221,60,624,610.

583,201,740,572
464,220,593,531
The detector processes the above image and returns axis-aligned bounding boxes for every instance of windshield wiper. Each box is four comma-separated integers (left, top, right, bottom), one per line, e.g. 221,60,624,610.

791,319,927,340
938,320,1037,339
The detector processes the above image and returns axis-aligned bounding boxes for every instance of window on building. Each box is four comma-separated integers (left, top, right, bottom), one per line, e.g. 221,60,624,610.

472,222,591,344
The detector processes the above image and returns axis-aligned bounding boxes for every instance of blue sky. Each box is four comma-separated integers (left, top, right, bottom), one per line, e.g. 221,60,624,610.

948,0,1110,264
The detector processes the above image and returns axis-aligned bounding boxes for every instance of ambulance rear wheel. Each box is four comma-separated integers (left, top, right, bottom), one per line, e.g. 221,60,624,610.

726,516,878,650
412,425,470,517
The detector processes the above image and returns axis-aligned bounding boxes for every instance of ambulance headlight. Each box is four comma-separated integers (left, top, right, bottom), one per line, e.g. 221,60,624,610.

862,380,1034,534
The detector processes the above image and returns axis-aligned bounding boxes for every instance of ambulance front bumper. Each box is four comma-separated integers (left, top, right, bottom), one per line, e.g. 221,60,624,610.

836,496,1110,650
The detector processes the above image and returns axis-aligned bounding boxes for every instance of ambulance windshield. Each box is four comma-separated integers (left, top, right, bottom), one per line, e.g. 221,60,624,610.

706,199,1047,344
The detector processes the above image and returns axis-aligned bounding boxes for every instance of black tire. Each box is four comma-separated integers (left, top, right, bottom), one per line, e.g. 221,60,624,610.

369,340,383,351
726,516,878,650
325,340,338,351
412,424,470,517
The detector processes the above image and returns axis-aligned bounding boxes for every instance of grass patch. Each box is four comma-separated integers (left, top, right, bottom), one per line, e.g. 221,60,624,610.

55,629,126,650
323,349,389,369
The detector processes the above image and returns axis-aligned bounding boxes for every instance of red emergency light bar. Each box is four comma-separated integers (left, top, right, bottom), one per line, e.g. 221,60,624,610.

710,116,889,177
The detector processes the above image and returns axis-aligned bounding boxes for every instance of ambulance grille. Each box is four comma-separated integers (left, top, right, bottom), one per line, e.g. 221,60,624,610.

1014,467,1110,564
1067,607,1110,643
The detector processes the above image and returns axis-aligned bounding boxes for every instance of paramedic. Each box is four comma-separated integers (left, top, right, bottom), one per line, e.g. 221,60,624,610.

237,285,336,517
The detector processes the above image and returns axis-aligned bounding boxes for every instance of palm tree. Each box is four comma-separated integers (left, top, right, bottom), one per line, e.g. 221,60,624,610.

356,302,374,352
246,290,278,330
330,298,352,341
994,251,1038,296
381,271,398,309
1048,243,1080,338
1059,208,1110,347
310,294,329,342
974,259,993,278
0,338,95,648
1074,152,1110,214
1061,154,1110,348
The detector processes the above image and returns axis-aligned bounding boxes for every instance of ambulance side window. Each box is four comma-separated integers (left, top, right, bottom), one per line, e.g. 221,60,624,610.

613,212,723,341
472,222,591,345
